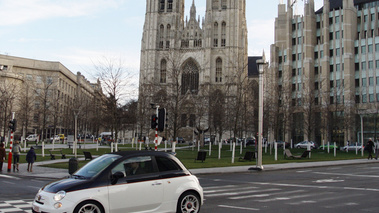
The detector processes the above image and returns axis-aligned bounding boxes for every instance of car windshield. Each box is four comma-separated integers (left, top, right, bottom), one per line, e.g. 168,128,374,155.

73,154,121,179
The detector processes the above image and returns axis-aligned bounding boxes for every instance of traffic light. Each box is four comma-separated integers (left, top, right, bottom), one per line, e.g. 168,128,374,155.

151,114,157,129
9,119,17,131
158,108,166,132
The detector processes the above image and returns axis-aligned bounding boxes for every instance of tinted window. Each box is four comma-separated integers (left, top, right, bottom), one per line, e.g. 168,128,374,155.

156,156,181,172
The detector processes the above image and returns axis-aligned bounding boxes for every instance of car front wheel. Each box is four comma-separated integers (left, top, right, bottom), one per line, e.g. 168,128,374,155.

177,191,201,213
74,201,104,213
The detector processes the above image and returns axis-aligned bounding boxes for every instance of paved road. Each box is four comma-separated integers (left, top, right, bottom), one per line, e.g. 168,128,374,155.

1,162,379,213
199,163,379,213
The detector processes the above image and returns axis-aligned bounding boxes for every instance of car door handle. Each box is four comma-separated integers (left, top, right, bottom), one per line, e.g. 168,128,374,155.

152,182,162,186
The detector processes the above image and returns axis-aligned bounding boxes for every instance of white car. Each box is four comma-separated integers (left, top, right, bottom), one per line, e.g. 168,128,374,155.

26,134,38,142
32,151,203,213
342,143,364,151
50,135,60,142
294,141,316,149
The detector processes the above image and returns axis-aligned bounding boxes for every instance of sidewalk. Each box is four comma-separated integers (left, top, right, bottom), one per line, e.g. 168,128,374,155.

2,157,378,180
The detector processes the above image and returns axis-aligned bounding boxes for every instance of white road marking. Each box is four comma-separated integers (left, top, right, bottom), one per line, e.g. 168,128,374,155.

0,174,20,180
206,188,280,198
314,171,379,178
229,189,304,200
218,205,259,211
314,179,344,183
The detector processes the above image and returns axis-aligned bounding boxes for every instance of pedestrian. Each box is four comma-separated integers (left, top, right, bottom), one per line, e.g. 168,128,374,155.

12,141,21,171
366,138,375,160
0,142,6,172
26,146,37,172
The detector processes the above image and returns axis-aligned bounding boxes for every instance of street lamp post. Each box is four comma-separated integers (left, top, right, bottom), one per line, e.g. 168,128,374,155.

73,109,79,158
256,58,267,170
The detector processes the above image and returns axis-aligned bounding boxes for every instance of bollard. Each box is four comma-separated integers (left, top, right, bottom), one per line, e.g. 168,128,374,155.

334,142,336,157
42,141,45,158
231,142,235,163
209,142,212,156
68,157,78,175
172,141,176,153
327,142,330,153
218,142,221,159
274,142,277,161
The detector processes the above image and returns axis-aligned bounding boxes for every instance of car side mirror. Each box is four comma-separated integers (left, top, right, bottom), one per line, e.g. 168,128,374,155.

111,171,125,185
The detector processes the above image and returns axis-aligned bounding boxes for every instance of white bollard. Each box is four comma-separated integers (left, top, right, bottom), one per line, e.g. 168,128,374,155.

334,142,336,157
198,141,200,152
218,142,221,159
115,142,118,152
355,142,358,155
172,142,176,153
111,142,114,152
96,139,98,151
240,141,243,155
232,142,235,163
327,142,330,153
209,142,212,156
139,142,142,150
165,140,167,152
322,140,325,150
42,141,45,157
274,142,277,161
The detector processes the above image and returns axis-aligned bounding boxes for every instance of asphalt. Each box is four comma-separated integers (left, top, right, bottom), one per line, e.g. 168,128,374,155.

1,143,379,179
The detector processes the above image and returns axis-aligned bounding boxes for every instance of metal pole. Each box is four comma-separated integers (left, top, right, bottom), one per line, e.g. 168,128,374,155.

7,112,15,172
257,62,264,170
155,106,159,151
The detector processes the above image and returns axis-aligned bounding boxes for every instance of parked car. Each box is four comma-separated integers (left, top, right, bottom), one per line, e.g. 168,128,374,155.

294,141,316,149
58,134,65,140
342,143,364,151
32,151,203,213
319,143,339,150
26,134,38,142
177,137,186,143
50,135,60,142
275,141,290,148
246,137,256,146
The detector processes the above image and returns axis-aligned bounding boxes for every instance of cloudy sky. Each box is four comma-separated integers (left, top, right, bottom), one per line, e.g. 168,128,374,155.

0,0,323,98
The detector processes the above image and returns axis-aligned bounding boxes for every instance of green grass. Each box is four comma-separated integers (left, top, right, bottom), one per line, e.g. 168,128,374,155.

14,143,367,171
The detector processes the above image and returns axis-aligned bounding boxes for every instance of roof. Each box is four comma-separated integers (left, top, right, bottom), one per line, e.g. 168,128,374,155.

315,0,377,14
248,56,262,77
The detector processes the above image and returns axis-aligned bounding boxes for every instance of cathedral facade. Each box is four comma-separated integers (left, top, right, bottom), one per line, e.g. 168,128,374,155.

138,0,249,141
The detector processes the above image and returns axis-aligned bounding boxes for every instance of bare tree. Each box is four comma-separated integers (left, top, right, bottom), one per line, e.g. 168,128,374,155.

94,56,134,143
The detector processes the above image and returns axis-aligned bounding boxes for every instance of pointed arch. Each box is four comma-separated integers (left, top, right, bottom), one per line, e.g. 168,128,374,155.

160,59,167,83
181,59,199,95
221,21,226,47
213,22,219,47
215,57,222,82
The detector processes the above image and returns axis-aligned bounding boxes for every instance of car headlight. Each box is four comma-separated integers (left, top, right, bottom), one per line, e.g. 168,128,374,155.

53,191,66,201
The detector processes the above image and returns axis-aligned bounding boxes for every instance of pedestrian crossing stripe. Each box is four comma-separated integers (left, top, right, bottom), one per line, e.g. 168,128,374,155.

0,200,33,213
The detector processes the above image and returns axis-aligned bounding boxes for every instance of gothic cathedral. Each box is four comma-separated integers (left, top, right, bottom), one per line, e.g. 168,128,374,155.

139,0,248,140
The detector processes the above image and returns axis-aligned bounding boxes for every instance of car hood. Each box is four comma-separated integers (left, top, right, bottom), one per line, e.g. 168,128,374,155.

42,177,94,193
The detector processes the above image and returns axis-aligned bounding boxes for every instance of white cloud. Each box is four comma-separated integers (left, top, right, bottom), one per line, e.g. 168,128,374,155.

0,0,123,26
247,18,274,60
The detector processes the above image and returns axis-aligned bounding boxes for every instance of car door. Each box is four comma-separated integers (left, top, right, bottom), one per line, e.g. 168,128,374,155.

108,156,163,213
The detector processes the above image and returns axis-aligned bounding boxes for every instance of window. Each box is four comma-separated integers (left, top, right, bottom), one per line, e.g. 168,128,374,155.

369,77,374,85
330,80,334,88
181,60,199,95
222,0,227,9
355,79,360,87
369,94,374,102
362,62,366,70
369,61,373,69
213,22,218,47
36,76,43,84
215,58,222,82
362,78,367,87
221,22,226,47
159,0,165,12
160,60,167,83
368,44,373,53
112,156,154,178
181,114,187,127
167,0,173,11
362,45,366,54
156,156,181,172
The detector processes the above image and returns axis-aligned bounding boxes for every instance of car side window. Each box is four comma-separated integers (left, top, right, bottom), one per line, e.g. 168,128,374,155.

155,156,181,172
112,156,154,177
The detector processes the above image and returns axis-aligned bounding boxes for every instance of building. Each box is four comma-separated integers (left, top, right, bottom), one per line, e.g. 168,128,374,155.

138,0,257,141
268,0,379,146
0,54,104,140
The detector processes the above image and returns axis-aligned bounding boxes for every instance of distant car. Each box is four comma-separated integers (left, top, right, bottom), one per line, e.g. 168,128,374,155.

275,141,290,148
58,134,65,140
319,143,339,150
26,134,38,142
246,138,255,146
32,151,203,213
177,137,186,143
294,141,316,149
342,143,364,151
50,135,60,142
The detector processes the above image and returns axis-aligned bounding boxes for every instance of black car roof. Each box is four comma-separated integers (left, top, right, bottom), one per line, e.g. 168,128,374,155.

110,150,173,157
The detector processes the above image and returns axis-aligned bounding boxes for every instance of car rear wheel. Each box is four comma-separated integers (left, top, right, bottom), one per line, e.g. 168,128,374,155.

177,191,201,213
74,201,104,213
